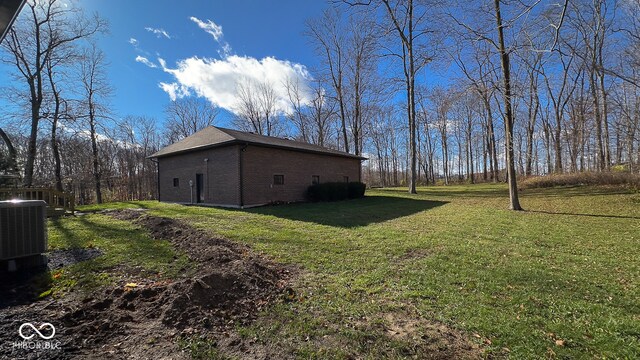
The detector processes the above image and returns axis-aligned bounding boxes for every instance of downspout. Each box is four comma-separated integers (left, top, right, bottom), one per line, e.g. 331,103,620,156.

239,143,248,208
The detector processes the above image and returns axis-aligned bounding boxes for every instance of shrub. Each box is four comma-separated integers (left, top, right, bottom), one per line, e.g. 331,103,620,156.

519,171,640,190
307,182,366,202
347,182,366,199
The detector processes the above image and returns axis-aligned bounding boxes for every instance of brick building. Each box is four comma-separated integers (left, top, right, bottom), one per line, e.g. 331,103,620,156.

150,126,365,207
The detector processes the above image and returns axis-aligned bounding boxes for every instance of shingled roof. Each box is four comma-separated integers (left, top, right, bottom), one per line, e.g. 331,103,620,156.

150,126,366,160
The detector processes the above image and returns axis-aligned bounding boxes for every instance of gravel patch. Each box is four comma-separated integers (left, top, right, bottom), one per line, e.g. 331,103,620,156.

46,248,104,270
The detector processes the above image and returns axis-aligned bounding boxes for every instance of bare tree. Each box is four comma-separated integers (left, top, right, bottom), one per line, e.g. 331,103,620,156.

519,51,543,176
286,77,336,147
377,0,435,194
1,0,106,186
285,76,311,142
45,55,67,191
431,87,452,185
493,0,523,210
458,88,480,183
450,41,500,182
164,97,219,144
344,13,379,156
234,78,282,137
78,44,111,204
307,8,350,153
307,81,336,147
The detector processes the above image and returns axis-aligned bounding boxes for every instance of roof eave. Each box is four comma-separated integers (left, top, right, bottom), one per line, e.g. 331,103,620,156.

149,140,367,160
148,140,238,159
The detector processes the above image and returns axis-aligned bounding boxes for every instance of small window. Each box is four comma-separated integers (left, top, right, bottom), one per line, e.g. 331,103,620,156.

173,178,179,187
273,175,284,185
343,176,349,183
312,175,320,185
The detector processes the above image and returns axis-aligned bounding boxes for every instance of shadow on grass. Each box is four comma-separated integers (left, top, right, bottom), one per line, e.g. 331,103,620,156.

0,269,52,309
526,209,640,220
50,218,86,249
379,186,509,198
76,200,155,213
48,215,183,285
520,185,634,197
119,201,153,209
246,196,448,228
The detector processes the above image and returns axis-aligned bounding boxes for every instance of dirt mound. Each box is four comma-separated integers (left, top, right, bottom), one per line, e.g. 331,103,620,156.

0,210,293,359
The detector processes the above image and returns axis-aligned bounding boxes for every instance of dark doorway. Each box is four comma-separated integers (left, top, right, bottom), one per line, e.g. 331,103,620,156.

196,173,204,203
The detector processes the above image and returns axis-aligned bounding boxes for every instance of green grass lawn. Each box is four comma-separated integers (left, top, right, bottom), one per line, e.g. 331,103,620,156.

54,184,639,359
47,212,192,296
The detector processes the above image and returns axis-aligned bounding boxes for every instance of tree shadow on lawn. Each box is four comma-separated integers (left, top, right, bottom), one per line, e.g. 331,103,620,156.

245,196,448,228
520,185,634,198
376,186,509,199
77,201,154,213
526,209,640,220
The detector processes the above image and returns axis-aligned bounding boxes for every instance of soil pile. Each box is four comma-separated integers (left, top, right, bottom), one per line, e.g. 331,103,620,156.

0,210,293,359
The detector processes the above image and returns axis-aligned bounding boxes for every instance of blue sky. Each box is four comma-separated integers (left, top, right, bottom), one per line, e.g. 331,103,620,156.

84,0,331,125
1,0,332,127
1,0,461,132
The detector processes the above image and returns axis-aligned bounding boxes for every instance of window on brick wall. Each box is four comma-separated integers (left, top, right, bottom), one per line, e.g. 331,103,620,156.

312,175,320,185
273,174,284,185
343,176,349,183
173,178,179,187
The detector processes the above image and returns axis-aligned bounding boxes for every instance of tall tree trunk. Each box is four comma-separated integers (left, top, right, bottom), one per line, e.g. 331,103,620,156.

51,111,63,192
89,103,102,204
482,96,499,182
554,108,563,172
598,70,611,169
467,122,474,184
338,89,349,154
441,128,449,185
590,70,606,171
24,79,41,187
494,0,522,211
407,52,418,193
381,0,418,194
482,122,488,180
525,94,539,176
47,60,64,192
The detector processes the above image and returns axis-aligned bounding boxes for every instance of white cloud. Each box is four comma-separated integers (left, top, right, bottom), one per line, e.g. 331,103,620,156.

129,38,138,46
190,17,223,41
145,27,171,39
158,55,313,114
159,82,191,101
135,55,157,68
190,16,231,57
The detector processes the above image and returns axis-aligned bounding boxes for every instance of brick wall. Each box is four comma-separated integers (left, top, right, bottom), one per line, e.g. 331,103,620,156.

158,144,362,207
158,145,240,205
241,145,361,206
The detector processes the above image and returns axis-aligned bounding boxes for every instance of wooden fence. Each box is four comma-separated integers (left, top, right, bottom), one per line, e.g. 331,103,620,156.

0,188,75,216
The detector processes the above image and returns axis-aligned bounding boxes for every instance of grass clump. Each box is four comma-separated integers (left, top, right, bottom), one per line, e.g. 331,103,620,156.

178,336,232,360
520,171,640,190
